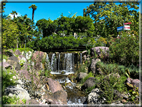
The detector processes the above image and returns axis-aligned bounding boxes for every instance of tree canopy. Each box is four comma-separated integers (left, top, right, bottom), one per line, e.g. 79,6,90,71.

83,2,139,37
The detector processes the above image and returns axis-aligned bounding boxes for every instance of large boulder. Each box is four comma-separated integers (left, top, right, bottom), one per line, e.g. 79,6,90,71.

87,88,106,104
16,70,41,88
126,78,141,89
90,58,101,74
31,51,47,70
91,47,109,58
7,56,21,70
81,77,96,90
4,84,31,101
53,90,67,104
47,78,63,93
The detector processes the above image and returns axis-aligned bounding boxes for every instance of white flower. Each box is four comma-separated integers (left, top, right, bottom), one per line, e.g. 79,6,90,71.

19,57,26,65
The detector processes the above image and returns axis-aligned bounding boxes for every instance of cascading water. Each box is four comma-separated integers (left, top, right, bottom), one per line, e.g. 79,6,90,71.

66,53,73,72
46,52,86,105
58,53,60,72
80,53,82,64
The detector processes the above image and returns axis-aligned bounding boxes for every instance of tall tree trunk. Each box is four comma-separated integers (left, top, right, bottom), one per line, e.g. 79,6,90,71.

32,9,34,21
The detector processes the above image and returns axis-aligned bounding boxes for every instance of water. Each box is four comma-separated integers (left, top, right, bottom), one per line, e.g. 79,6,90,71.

46,52,86,105
48,52,82,74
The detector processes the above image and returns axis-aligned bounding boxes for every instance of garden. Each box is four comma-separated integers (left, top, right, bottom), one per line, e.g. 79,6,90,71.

1,2,141,106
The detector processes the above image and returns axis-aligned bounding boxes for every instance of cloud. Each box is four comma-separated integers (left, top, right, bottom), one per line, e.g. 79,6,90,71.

9,12,21,19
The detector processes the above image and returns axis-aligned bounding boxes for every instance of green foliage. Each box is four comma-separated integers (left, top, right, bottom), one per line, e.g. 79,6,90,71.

77,64,88,73
3,54,8,60
85,85,96,94
2,95,19,104
22,99,27,104
109,32,139,67
84,2,139,37
2,69,17,93
95,37,107,46
2,18,19,49
80,72,94,84
96,62,139,76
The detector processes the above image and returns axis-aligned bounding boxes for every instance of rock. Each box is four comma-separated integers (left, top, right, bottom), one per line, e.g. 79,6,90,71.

53,90,67,104
90,58,101,74
131,79,141,88
16,70,41,88
76,72,88,82
7,56,21,70
121,99,127,103
31,51,47,70
47,78,63,93
15,49,21,56
81,77,96,90
8,55,18,62
3,62,12,69
126,78,133,84
113,90,129,100
82,50,87,54
91,47,109,58
61,71,65,74
4,85,31,101
87,88,106,104
26,99,39,104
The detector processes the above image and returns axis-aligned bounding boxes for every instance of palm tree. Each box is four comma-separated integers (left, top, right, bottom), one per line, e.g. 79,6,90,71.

29,4,37,21
11,11,17,19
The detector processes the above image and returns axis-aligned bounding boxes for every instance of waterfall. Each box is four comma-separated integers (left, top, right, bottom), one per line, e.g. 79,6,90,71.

51,53,57,71
66,53,73,72
80,53,82,64
58,53,60,72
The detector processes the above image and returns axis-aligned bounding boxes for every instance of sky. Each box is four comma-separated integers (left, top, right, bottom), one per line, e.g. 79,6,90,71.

4,2,94,23
3,0,141,24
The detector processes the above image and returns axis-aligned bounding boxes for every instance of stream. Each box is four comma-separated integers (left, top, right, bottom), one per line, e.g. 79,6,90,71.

46,52,87,105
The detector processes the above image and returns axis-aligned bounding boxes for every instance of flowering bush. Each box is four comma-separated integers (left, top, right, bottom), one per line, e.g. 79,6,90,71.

19,57,26,66
109,32,139,67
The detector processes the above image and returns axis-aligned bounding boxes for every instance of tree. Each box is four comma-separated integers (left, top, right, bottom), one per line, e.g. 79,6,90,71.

12,15,35,48
36,18,57,38
2,18,18,49
10,11,17,19
29,4,37,21
74,16,95,37
83,2,139,37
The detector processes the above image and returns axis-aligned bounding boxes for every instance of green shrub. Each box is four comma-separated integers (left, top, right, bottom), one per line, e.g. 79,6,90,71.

2,95,19,104
2,69,17,93
3,54,8,61
109,32,139,67
77,64,88,73
80,72,94,84
96,62,139,77
12,48,33,53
